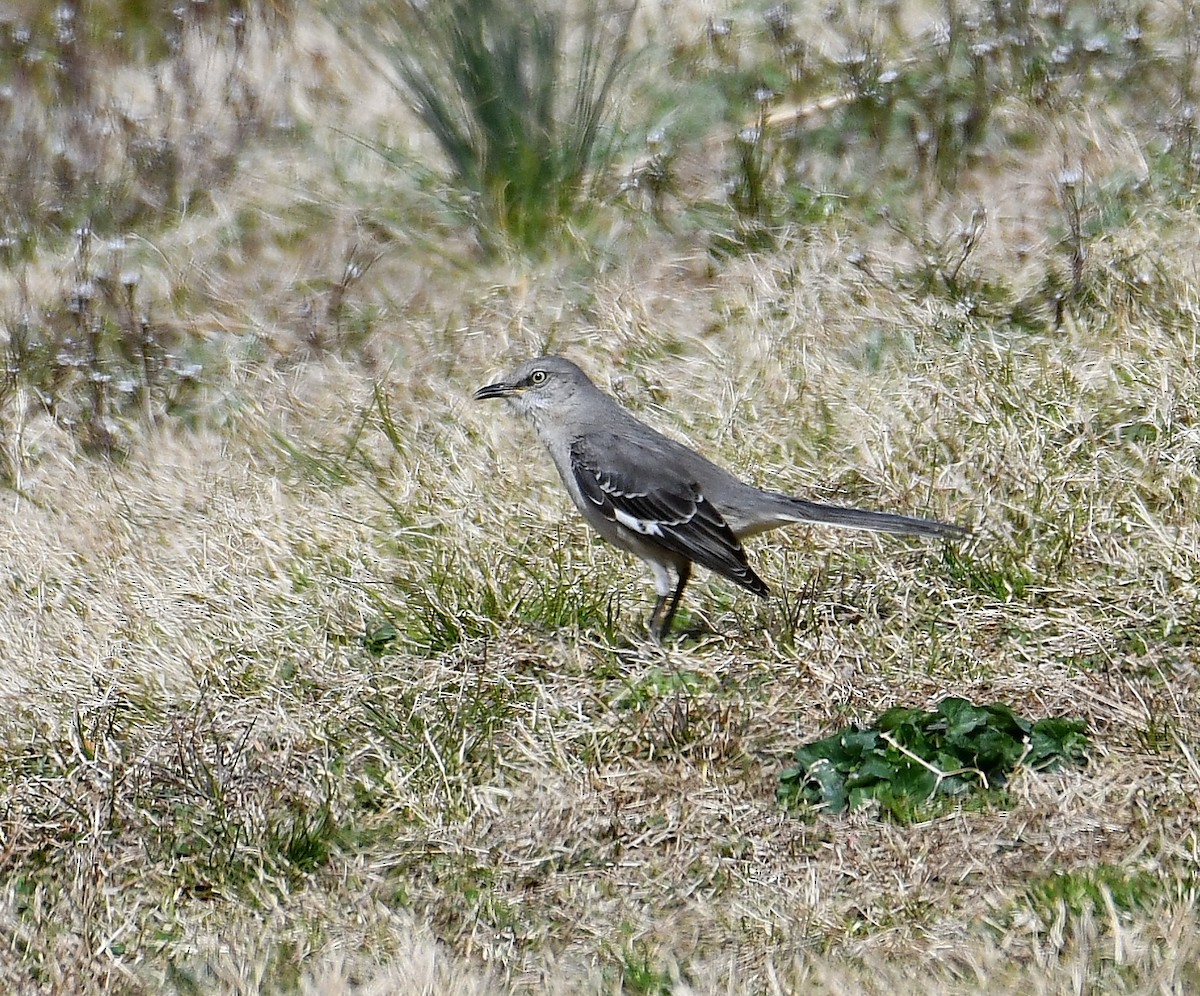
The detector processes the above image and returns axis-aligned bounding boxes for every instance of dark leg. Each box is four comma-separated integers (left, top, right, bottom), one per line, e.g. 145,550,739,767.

654,563,691,640
647,594,666,637
648,594,667,636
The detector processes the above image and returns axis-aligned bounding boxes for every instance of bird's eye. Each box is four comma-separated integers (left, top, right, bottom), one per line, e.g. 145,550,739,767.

529,369,548,386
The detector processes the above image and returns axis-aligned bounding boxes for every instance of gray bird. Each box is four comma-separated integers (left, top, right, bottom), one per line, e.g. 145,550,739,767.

474,355,966,638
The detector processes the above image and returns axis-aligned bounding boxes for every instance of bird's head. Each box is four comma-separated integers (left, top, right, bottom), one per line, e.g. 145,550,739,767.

473,355,595,426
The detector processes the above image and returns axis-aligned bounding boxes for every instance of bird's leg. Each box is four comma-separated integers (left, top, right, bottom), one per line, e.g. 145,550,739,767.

655,563,692,640
648,594,668,637
646,562,673,639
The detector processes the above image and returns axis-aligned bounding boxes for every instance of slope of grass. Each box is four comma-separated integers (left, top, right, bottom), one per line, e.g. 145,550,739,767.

2,1,1200,993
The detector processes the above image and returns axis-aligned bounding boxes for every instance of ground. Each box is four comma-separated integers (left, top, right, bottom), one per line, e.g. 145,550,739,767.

1,1,1199,993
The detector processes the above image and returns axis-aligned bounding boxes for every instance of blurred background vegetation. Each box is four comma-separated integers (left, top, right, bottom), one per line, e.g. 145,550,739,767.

2,0,1195,463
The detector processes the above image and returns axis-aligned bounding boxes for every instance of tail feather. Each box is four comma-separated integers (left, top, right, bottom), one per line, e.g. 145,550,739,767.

765,493,968,540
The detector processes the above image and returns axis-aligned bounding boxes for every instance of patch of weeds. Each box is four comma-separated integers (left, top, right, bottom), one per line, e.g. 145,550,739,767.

370,546,499,656
0,686,350,986
764,556,902,649
372,848,539,954
362,618,400,656
614,667,712,712
271,800,339,875
713,114,782,256
0,2,294,236
944,546,1035,602
992,864,1200,933
783,182,844,226
1,227,210,460
778,697,1089,821
143,699,345,892
604,941,676,996
1117,616,1197,658
370,535,625,655
1133,714,1177,756
874,206,1011,313
272,432,358,488
764,560,829,647
605,666,750,759
620,129,681,223
1026,866,1163,919
663,0,1187,281
505,538,626,640
1049,165,1092,308
841,895,944,941
163,934,308,995
512,579,623,636
352,655,537,816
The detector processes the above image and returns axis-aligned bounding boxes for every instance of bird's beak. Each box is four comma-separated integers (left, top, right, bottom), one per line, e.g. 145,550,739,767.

473,379,515,401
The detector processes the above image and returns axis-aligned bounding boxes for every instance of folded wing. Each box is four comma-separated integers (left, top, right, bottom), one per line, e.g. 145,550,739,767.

569,434,769,597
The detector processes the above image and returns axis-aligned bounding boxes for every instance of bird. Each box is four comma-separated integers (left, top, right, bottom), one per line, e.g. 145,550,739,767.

473,355,966,638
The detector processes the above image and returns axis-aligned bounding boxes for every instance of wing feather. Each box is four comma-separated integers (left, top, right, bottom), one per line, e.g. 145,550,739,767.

570,435,768,596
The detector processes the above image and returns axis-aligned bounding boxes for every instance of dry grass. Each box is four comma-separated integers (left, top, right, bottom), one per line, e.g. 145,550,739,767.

2,0,1200,992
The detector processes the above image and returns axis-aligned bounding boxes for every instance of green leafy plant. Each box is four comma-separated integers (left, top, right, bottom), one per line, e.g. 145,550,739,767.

371,0,637,252
778,697,1088,821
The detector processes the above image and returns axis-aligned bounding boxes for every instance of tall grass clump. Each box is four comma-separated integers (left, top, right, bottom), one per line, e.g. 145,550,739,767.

368,0,637,253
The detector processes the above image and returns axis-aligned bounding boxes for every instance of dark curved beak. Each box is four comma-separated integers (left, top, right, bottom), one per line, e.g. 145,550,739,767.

473,380,514,401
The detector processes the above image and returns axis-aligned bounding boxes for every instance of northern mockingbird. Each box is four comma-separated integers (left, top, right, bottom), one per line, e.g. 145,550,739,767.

474,355,966,638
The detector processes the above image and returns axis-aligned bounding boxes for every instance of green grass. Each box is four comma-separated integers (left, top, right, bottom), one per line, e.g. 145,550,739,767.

363,0,636,253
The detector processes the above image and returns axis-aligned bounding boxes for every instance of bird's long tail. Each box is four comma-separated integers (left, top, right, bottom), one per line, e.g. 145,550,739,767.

768,493,967,540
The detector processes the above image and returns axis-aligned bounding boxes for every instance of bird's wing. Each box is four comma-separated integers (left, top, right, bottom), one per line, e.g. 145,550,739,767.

569,434,769,596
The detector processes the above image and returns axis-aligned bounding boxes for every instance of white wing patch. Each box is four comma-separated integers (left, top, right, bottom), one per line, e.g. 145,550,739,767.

614,508,663,536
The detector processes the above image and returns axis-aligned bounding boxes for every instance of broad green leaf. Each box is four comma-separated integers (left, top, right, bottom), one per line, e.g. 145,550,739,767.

848,784,884,812
937,696,993,738
970,728,1027,773
853,754,898,783
877,706,927,732
890,763,938,801
933,751,968,776
982,702,1031,738
800,757,849,811
1028,717,1089,768
793,727,876,771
